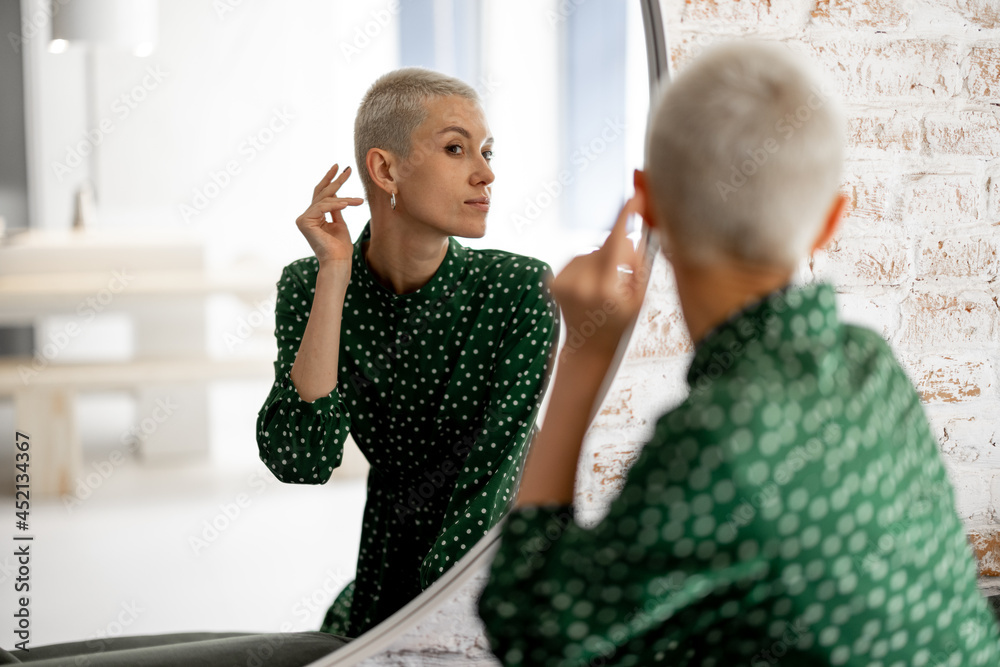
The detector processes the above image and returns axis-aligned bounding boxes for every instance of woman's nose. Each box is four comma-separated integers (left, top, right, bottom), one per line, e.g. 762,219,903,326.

477,159,495,185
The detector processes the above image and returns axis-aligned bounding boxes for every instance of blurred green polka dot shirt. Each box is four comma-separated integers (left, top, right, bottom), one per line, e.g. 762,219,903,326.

477,281,1000,666
256,220,559,637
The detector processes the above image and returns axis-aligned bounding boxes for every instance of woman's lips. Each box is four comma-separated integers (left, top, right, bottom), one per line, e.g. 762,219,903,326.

465,197,490,212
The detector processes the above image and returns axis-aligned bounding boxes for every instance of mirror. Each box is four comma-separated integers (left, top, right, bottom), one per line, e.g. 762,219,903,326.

0,0,657,660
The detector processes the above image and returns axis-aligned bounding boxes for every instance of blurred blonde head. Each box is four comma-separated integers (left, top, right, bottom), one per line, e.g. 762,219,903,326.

643,39,844,270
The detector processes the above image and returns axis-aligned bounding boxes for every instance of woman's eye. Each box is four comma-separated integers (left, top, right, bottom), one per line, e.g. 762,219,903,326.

483,150,494,161
446,144,463,155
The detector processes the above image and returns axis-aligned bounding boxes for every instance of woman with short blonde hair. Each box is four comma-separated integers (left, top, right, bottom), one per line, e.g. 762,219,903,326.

257,66,560,638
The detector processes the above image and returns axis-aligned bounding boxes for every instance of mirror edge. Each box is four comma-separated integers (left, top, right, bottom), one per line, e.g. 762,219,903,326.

308,2,670,663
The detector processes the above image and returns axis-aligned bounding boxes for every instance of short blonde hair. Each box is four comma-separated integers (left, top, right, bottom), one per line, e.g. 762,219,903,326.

354,67,481,202
644,39,844,269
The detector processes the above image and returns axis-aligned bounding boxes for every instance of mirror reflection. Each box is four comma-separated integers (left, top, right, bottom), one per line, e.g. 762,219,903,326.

0,0,651,658
256,76,562,637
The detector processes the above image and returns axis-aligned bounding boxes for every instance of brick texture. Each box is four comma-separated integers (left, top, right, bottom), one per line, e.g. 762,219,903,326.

642,0,1000,584
902,174,981,230
810,0,909,30
813,235,912,286
800,39,961,102
845,110,921,155
837,173,897,236
907,354,994,404
918,235,1000,280
926,111,1000,157
898,291,998,348
967,46,1000,102
946,0,1000,29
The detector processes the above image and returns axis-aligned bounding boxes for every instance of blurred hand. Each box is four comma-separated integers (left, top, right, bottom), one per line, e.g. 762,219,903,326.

295,163,365,271
549,196,652,360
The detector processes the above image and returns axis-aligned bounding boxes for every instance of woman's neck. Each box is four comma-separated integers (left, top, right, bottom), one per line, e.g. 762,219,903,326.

672,254,794,345
363,211,449,295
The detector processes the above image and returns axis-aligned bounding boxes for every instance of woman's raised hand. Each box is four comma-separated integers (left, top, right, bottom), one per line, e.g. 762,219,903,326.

296,163,365,271
548,195,653,359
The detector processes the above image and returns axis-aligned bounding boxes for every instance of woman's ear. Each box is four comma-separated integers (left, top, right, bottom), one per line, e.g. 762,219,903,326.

366,147,396,196
811,192,848,253
633,169,656,231
634,168,674,259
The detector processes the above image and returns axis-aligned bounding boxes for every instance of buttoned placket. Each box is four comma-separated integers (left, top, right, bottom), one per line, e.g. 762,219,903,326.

385,298,405,429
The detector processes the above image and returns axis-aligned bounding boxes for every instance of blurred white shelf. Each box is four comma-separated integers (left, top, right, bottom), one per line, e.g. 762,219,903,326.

0,355,274,391
0,267,281,322
0,227,207,274
0,227,283,497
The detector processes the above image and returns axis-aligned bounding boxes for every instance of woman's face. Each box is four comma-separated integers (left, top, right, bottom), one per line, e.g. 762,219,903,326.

392,94,495,238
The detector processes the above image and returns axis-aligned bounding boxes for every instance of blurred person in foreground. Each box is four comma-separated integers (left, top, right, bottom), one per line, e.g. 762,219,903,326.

476,39,1000,666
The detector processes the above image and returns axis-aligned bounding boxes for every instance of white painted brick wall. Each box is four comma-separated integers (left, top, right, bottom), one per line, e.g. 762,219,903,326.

652,0,1000,535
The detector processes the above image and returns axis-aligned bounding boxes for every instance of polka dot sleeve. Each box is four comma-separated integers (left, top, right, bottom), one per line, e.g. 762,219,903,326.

255,262,351,484
476,412,760,667
419,264,560,589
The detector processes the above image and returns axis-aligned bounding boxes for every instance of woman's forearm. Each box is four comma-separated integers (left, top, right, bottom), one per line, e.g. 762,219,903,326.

289,264,351,403
514,348,615,508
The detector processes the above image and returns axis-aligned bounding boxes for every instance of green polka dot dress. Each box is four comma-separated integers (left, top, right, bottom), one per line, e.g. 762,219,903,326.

257,220,559,637
477,282,1000,666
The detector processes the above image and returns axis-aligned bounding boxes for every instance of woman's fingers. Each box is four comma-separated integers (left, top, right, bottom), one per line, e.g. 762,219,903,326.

315,165,358,203
313,163,340,200
299,197,365,226
626,226,654,291
588,197,644,299
604,196,636,243
603,196,642,269
321,195,365,206
312,163,365,205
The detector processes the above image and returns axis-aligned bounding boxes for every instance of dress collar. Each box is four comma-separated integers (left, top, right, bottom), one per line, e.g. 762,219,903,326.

686,281,840,389
352,219,468,306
